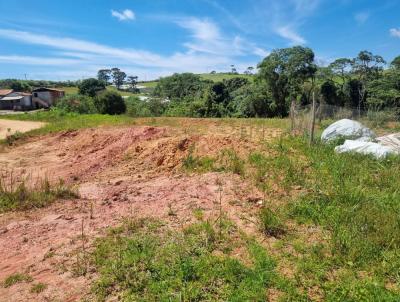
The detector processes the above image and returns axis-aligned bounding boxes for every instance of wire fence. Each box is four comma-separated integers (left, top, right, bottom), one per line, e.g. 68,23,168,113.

291,101,400,142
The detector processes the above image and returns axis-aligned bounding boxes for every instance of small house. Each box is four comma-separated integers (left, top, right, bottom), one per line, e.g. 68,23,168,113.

32,87,65,108
0,90,32,110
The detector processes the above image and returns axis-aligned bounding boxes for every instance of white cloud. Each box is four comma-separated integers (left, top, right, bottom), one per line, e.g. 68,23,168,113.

253,47,270,57
354,12,369,25
111,9,135,21
0,55,82,65
276,26,306,45
390,28,400,38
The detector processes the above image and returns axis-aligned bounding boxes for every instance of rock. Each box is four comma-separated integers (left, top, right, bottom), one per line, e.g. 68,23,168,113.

321,119,375,142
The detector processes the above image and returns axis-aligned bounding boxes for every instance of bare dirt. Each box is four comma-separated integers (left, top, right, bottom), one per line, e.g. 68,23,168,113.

0,119,46,140
0,124,283,302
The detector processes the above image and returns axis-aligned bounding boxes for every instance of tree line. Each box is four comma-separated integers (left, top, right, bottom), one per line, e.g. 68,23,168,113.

132,47,399,118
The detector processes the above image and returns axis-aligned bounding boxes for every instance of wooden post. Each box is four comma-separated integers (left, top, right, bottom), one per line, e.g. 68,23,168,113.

309,91,316,145
290,100,295,132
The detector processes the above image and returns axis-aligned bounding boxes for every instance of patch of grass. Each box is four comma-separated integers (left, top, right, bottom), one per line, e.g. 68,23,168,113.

30,282,47,294
259,207,287,238
91,218,280,301
3,273,33,288
0,176,79,213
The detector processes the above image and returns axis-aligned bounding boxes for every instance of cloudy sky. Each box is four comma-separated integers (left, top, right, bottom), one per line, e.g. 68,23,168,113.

0,0,399,80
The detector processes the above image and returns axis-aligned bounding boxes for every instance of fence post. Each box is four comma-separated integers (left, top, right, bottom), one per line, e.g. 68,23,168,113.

290,100,295,132
309,91,316,145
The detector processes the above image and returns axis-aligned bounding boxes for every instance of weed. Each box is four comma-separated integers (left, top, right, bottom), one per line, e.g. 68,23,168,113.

3,273,33,288
30,282,47,294
259,207,286,238
0,173,79,213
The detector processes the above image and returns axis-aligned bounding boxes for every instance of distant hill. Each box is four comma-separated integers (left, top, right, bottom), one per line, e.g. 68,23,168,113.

140,73,254,88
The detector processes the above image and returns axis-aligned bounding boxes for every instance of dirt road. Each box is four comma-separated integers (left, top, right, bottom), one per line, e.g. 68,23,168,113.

0,119,45,139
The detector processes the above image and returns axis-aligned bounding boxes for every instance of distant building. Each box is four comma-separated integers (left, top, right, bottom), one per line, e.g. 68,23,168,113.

0,89,32,110
32,87,65,108
0,87,64,110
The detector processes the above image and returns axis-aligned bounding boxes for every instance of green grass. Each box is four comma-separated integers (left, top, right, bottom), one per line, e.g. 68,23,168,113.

90,218,284,302
179,134,400,300
0,110,135,142
30,282,47,294
59,85,143,97
3,273,33,288
199,73,255,82
0,177,78,213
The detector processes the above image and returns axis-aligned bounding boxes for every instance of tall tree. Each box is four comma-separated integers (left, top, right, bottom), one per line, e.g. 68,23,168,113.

111,68,127,89
328,58,352,90
97,69,111,84
257,46,317,116
351,51,386,113
127,76,138,91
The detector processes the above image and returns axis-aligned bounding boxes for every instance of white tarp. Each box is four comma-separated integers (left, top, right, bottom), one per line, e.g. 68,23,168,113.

335,140,399,159
321,119,375,142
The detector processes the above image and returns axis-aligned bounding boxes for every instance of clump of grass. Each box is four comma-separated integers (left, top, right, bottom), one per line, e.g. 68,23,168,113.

259,207,286,238
219,149,245,176
5,131,24,146
30,282,47,294
183,145,216,172
3,273,33,288
91,218,278,301
0,173,79,213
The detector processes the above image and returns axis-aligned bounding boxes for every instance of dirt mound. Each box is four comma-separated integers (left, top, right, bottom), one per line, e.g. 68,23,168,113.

0,126,166,183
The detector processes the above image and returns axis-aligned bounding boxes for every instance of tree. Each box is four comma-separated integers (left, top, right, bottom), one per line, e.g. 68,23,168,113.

78,78,106,97
153,73,206,100
127,76,139,92
351,51,386,113
246,66,254,75
94,91,126,115
328,58,352,90
257,46,317,116
97,69,111,84
55,94,96,114
111,68,127,89
10,80,31,92
391,56,400,70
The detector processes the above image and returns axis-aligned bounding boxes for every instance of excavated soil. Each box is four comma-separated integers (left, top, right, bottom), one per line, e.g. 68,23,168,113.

0,124,282,302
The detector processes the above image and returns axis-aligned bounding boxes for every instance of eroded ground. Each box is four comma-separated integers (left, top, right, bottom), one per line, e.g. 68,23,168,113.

0,123,284,301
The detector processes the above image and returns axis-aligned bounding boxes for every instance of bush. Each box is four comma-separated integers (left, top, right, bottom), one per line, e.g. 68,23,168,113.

125,96,151,117
78,78,106,97
94,91,126,115
55,94,96,114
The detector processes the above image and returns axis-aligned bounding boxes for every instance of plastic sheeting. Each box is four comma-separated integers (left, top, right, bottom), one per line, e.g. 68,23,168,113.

335,140,399,159
321,119,375,142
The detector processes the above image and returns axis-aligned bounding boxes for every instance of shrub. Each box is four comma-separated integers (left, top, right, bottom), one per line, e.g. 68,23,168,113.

94,91,126,115
125,96,151,117
78,78,106,97
55,94,96,114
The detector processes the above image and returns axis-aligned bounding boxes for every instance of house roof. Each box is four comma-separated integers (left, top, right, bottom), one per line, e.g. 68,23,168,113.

32,87,65,92
1,96,24,101
0,89,13,96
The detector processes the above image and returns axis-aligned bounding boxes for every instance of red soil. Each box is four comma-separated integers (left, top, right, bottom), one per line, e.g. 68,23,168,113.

0,125,281,301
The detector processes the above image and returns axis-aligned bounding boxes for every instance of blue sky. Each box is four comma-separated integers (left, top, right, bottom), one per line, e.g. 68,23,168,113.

0,0,399,81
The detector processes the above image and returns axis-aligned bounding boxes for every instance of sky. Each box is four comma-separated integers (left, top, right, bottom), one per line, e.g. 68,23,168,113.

0,0,399,81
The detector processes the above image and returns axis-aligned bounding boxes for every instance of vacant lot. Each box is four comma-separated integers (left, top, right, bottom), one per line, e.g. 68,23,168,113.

0,119,45,140
0,114,399,301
